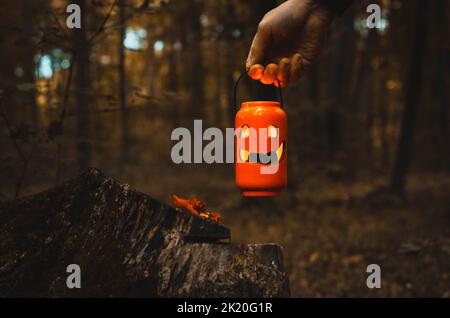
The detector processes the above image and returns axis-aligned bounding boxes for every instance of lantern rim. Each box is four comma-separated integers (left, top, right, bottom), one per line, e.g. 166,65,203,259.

240,101,281,108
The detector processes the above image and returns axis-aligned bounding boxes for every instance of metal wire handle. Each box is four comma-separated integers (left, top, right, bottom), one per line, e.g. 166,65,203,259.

233,69,283,111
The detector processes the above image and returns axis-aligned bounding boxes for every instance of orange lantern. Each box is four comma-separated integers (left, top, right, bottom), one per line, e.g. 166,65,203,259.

234,72,287,197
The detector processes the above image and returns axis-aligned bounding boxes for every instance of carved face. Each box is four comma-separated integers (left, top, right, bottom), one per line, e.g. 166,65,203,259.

237,124,286,164
235,102,287,197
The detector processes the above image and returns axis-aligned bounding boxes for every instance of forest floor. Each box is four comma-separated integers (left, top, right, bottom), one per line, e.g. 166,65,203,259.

1,114,450,297
151,165,450,297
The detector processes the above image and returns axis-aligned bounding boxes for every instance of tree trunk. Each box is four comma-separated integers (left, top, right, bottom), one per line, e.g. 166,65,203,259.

73,0,91,170
390,0,429,194
436,0,450,172
21,0,37,128
118,0,129,167
326,15,354,161
187,0,204,117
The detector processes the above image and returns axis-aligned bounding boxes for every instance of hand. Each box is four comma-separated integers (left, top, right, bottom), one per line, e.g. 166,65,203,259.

246,0,334,87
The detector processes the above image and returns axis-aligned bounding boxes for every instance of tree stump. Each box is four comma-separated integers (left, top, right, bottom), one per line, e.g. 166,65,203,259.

0,169,290,297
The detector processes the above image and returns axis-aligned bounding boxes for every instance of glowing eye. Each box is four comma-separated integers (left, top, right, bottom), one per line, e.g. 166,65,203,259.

268,125,278,138
241,125,250,138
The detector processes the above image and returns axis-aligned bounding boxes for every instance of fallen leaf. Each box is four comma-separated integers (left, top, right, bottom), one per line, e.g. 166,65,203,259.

171,194,221,223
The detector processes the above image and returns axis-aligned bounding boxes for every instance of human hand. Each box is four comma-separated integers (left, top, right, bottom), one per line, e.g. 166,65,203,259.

246,0,334,87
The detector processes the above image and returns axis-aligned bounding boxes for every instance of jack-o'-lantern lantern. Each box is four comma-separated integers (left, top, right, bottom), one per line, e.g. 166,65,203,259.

234,72,287,197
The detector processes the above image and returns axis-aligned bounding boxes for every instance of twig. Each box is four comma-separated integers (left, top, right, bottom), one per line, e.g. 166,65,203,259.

85,0,118,49
59,52,77,124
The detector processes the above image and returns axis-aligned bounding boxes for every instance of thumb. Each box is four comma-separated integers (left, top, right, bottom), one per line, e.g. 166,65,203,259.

246,23,270,68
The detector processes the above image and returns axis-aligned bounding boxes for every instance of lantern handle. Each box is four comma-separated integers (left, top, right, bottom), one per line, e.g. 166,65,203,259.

233,69,283,111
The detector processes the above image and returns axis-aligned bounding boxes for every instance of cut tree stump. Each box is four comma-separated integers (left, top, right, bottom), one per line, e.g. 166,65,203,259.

0,169,290,297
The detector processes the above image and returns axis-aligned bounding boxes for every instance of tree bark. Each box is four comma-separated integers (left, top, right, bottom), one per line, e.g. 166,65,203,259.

436,0,450,172
73,0,91,170
390,0,428,194
118,0,129,168
0,169,290,297
21,0,37,128
186,0,205,117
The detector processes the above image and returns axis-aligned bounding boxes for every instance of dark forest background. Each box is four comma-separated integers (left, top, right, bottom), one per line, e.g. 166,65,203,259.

0,0,449,297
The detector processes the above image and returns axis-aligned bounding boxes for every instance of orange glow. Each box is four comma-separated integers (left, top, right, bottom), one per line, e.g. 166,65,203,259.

235,101,287,197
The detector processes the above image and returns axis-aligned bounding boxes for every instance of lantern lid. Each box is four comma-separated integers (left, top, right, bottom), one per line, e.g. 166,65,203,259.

241,101,281,108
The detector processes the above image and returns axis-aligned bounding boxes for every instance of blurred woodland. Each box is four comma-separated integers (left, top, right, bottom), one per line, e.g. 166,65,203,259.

0,0,449,297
